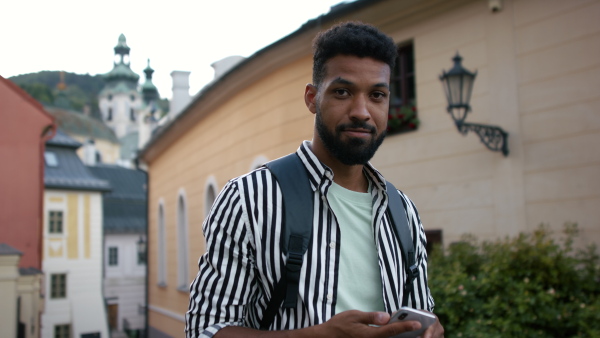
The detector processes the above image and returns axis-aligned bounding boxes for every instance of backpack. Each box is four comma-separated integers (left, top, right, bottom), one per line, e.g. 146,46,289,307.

260,153,418,329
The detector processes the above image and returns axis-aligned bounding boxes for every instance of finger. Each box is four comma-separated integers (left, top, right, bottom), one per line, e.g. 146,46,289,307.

356,311,390,326
382,320,422,337
422,318,444,338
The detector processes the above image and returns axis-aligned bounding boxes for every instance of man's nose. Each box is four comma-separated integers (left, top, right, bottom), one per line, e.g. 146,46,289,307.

349,95,370,121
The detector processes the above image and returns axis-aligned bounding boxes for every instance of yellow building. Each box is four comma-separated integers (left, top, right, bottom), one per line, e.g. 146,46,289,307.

0,244,44,338
139,0,600,336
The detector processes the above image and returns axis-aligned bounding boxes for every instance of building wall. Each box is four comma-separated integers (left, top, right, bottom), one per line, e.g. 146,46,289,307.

0,251,42,338
370,0,600,246
72,136,121,165
0,76,54,270
17,272,44,338
42,190,109,338
99,91,142,139
146,56,314,336
104,233,146,332
143,0,600,333
0,253,21,338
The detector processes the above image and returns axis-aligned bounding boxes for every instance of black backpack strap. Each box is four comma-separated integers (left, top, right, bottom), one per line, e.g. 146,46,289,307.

385,181,418,306
260,154,313,330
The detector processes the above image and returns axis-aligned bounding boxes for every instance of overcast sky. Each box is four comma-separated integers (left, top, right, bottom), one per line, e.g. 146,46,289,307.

1,0,351,99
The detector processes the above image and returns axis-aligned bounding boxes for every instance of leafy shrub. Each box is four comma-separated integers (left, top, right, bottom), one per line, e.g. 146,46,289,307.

428,224,600,337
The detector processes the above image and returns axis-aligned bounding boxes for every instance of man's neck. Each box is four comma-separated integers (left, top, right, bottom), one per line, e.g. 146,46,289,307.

309,141,369,193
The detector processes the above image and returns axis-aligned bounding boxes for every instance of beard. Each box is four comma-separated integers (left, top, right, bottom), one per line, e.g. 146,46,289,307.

315,107,386,166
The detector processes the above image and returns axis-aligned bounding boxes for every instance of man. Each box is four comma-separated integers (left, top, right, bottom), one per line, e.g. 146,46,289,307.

186,22,444,338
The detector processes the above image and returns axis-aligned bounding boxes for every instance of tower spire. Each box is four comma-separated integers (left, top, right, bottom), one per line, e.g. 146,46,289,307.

141,59,159,104
114,33,131,65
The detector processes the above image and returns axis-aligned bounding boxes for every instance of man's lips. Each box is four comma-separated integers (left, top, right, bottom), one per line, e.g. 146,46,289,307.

342,128,372,136
338,124,375,137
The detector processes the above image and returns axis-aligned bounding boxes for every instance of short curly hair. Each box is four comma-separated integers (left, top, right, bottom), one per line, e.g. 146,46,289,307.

312,21,397,87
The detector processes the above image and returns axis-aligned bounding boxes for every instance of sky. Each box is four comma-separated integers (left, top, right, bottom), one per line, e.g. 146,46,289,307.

1,0,352,100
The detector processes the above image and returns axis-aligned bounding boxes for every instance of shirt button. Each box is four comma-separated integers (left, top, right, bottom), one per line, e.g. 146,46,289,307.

327,294,333,301
329,242,336,249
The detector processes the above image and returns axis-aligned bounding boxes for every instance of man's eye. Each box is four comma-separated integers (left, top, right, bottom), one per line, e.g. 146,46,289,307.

371,92,387,100
334,89,349,96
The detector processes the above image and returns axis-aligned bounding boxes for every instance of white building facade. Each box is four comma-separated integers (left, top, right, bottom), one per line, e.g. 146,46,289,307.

42,190,109,338
104,234,146,333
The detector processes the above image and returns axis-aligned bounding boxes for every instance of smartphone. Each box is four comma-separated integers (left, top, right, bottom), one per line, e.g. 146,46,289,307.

388,307,437,338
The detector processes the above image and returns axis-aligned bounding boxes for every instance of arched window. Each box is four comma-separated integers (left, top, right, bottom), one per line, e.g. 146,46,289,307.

177,191,189,290
130,108,136,121
107,108,113,121
204,176,219,220
157,202,167,286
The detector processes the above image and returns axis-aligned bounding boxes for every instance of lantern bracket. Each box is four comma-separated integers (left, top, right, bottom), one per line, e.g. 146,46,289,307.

456,121,509,156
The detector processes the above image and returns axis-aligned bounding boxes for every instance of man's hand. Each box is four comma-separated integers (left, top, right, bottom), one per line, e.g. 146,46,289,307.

215,310,425,338
421,312,444,338
311,310,421,338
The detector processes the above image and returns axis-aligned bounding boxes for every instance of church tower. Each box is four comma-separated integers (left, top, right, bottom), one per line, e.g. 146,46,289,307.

138,59,161,149
98,34,142,139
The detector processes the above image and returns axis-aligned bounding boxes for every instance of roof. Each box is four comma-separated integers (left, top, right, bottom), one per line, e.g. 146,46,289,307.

139,0,379,162
45,129,81,149
0,243,23,256
45,131,111,191
46,107,119,143
87,164,147,233
103,63,140,85
19,267,43,275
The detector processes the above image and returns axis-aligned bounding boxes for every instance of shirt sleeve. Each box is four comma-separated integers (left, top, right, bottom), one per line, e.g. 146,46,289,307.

185,180,256,338
401,191,435,312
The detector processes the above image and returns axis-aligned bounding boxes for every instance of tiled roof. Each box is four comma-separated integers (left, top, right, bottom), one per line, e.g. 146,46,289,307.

19,267,43,275
46,107,119,143
46,129,81,149
87,164,147,234
0,243,23,256
45,131,111,192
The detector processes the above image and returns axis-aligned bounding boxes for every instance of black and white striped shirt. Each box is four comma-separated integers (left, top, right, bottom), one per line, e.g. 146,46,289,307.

186,141,434,338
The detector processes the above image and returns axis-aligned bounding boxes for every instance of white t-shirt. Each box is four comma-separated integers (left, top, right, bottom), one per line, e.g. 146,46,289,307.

327,181,385,314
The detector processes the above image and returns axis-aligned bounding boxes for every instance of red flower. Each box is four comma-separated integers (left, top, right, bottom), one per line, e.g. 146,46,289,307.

408,123,416,129
388,114,393,120
411,106,416,112
398,114,404,119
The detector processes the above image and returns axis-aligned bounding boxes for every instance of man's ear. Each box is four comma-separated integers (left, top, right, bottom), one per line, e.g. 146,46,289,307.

304,84,318,114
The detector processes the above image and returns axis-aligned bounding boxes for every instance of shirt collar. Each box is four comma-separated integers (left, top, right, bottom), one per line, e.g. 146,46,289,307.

295,141,388,193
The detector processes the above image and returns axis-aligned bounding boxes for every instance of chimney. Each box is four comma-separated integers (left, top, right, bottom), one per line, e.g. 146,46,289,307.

211,55,245,80
170,71,192,118
83,139,98,166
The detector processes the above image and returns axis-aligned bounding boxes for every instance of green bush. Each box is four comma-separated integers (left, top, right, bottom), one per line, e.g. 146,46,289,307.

429,224,600,337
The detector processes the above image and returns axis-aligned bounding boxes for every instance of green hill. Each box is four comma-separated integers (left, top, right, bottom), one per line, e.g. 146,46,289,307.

10,71,105,119
9,71,169,120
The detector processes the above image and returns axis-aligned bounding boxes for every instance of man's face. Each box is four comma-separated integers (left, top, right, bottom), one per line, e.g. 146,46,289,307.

306,55,391,166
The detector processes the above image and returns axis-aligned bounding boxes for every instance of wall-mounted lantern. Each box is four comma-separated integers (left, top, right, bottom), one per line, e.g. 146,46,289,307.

136,236,147,264
439,53,509,156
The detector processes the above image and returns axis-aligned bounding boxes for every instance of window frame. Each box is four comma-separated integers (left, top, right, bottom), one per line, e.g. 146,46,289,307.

54,324,70,338
108,246,119,266
157,201,167,286
388,41,419,135
44,151,59,167
48,210,64,234
50,273,67,299
177,191,190,291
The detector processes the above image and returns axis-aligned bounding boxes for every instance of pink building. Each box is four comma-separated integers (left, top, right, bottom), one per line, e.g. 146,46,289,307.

0,75,55,270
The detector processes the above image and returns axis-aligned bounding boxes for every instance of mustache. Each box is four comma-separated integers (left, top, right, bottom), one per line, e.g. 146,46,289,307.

336,121,376,134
